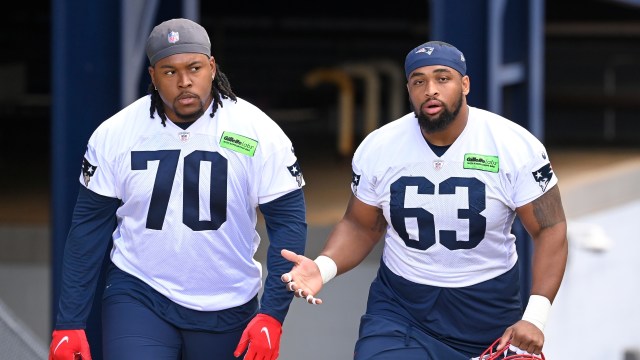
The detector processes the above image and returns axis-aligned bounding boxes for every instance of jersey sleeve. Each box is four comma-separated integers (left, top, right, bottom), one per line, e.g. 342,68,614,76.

511,142,559,208
55,186,120,328
350,135,379,206
80,128,119,198
257,140,305,204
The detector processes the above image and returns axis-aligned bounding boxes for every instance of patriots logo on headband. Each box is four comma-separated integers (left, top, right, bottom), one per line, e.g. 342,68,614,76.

532,163,553,192
416,46,434,55
82,157,97,187
287,161,303,187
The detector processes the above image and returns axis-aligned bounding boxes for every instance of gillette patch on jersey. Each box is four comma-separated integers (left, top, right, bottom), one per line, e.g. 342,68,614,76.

532,163,553,192
219,131,258,156
463,153,499,173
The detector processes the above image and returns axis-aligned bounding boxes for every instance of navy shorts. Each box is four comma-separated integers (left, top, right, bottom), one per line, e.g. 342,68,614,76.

102,293,245,360
100,264,256,360
358,260,522,357
354,314,469,360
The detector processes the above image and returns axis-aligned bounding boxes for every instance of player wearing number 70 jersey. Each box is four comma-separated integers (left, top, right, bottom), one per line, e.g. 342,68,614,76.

50,18,305,360
281,40,568,359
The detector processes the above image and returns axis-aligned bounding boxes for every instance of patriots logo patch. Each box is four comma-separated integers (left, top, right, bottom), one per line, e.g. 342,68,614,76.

351,172,361,195
82,157,97,187
416,46,434,55
352,172,361,186
287,161,303,187
532,163,553,192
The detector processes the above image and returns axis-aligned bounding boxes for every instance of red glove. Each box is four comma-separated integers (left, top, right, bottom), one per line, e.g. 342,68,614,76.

49,329,92,360
234,314,282,360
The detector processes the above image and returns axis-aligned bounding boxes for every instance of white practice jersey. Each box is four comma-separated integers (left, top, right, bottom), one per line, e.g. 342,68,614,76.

352,106,557,287
79,96,304,311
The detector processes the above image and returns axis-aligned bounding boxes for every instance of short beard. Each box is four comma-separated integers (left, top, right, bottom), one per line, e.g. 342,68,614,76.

173,98,206,122
414,92,463,134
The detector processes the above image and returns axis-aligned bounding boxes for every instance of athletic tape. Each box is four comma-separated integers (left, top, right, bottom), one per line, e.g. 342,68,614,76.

313,255,337,284
522,295,551,331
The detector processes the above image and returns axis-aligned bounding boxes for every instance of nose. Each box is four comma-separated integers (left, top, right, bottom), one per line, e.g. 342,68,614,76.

177,72,192,88
424,81,438,97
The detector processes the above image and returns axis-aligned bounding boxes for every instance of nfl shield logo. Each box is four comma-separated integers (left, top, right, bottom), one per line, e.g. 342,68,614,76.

168,31,180,44
179,131,190,142
433,160,444,170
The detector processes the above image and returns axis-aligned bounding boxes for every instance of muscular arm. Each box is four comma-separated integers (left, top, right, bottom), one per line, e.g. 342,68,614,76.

496,184,568,354
515,184,568,303
320,194,387,275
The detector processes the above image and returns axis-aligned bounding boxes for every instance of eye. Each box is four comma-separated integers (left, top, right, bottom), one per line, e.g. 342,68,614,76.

164,70,175,76
190,65,201,72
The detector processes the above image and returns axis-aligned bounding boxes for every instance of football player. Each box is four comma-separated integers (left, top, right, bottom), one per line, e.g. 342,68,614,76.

281,41,567,359
49,18,306,360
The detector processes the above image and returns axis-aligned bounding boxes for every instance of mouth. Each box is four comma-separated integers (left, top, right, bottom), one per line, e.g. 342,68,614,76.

422,99,443,116
177,93,199,106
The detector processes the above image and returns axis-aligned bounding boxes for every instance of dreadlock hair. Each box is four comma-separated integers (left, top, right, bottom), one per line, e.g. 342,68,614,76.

148,63,238,126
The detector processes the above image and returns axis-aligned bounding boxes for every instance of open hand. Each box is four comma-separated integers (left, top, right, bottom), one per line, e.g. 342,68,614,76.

280,249,325,304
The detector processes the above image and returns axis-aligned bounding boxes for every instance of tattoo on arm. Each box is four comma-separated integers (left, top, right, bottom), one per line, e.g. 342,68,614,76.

532,185,566,229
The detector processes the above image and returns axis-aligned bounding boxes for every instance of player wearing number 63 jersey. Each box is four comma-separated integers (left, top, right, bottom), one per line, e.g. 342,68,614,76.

281,40,568,359
353,106,553,288
50,18,305,360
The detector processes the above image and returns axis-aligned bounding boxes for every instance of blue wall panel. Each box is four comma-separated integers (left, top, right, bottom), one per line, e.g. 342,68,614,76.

429,0,544,305
51,1,121,357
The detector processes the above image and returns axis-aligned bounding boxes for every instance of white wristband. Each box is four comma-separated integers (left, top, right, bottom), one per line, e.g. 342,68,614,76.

522,295,551,331
313,255,337,285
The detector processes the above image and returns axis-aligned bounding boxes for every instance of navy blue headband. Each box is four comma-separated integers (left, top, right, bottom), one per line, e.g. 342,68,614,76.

404,41,466,79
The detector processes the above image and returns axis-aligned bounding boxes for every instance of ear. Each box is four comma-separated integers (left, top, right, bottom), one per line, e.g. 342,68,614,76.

210,56,217,79
462,75,470,96
148,66,156,88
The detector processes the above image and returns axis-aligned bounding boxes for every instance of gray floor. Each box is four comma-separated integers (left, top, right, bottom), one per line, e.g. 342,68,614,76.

0,298,48,359
258,224,385,360
0,262,50,343
544,199,640,359
0,226,51,352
